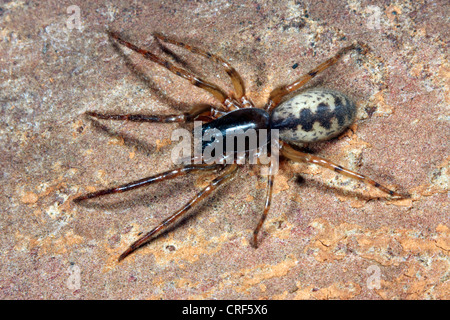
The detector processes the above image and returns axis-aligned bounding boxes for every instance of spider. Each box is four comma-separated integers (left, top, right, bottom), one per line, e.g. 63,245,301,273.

74,30,408,262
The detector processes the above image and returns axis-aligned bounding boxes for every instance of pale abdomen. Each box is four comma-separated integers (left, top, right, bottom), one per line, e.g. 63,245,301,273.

270,88,356,145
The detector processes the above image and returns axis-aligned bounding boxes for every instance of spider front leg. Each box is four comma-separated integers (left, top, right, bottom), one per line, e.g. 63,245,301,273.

281,144,408,198
266,42,368,112
84,104,225,124
73,162,224,202
108,31,238,110
154,33,246,101
118,164,238,261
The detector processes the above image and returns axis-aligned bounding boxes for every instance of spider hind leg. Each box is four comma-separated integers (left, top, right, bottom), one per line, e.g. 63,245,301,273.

281,144,409,198
252,174,274,248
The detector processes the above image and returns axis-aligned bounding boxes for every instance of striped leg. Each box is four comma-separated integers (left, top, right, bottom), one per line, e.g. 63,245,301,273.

73,163,224,202
84,104,225,123
281,144,407,198
252,173,274,248
108,31,232,107
266,42,368,112
154,33,246,100
118,164,238,261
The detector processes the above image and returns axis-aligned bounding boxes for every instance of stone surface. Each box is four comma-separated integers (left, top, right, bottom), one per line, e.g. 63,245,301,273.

1,0,448,299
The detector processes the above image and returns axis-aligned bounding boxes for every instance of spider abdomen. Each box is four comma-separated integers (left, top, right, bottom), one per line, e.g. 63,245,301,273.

270,88,356,145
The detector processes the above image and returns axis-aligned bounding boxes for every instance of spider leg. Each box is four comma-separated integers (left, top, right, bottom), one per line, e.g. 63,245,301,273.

73,163,224,202
154,33,246,100
84,104,225,123
266,42,368,112
281,144,408,198
118,164,238,261
108,31,233,108
252,173,274,248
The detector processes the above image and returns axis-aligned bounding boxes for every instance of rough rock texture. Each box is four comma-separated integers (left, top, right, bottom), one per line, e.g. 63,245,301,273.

1,0,448,299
